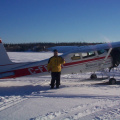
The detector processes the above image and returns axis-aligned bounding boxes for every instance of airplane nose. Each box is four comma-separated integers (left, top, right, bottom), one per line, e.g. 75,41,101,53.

110,48,120,67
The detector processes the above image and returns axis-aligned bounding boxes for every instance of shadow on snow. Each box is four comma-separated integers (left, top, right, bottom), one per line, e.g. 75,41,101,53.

0,85,50,96
0,80,120,97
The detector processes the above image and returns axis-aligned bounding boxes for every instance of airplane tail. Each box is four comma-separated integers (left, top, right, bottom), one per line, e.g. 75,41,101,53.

0,40,12,65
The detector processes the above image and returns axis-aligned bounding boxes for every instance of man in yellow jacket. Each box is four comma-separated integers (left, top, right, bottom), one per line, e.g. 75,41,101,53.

47,49,65,89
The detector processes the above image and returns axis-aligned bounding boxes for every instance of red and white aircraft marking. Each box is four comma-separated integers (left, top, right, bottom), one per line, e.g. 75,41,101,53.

0,40,120,84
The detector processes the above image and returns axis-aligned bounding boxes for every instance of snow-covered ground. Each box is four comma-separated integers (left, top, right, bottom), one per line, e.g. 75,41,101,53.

0,52,120,120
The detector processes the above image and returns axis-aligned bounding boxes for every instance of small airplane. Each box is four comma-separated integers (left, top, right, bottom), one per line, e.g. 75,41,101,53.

0,39,120,85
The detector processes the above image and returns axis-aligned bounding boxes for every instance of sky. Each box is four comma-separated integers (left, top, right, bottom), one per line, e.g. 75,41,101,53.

0,0,120,43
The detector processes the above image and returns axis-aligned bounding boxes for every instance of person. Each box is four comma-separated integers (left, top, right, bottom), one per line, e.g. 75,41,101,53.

47,49,65,89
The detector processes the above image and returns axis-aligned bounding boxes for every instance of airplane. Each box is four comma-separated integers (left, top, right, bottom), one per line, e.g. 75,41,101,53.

0,39,120,85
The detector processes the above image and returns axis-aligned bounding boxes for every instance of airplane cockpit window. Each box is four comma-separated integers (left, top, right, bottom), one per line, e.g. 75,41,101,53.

82,51,95,58
88,51,95,56
71,53,81,60
97,49,106,55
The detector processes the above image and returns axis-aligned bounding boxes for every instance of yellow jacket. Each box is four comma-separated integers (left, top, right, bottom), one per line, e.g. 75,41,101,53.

47,56,65,72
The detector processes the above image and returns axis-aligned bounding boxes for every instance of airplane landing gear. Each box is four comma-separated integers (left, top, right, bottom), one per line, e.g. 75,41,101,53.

90,74,97,79
109,78,116,85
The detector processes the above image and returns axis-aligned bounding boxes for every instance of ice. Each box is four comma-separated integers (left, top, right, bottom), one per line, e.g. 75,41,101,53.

0,52,120,120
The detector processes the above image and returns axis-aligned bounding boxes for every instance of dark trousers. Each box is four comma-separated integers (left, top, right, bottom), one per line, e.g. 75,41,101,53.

51,72,61,88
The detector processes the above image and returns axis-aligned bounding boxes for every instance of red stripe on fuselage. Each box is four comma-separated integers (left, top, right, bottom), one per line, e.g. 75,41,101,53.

13,64,48,78
64,56,110,67
1,56,111,79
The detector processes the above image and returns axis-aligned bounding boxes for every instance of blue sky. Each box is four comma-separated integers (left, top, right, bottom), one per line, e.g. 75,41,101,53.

0,0,120,43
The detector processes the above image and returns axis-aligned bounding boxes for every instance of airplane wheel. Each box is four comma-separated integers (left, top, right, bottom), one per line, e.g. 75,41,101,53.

109,78,116,85
90,74,97,79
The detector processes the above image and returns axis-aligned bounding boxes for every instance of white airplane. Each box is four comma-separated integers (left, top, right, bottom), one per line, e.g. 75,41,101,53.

0,39,120,84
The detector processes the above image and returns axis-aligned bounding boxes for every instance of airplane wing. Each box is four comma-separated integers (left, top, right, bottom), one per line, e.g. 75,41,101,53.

48,41,120,54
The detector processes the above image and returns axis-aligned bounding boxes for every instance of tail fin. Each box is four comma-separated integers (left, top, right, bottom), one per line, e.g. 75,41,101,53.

0,40,12,65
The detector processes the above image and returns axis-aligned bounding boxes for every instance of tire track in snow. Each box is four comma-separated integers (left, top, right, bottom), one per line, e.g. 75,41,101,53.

64,99,120,120
92,105,120,120
0,96,28,111
0,81,50,112
30,99,120,120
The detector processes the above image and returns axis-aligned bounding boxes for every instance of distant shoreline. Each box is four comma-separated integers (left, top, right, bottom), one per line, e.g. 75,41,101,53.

4,42,103,52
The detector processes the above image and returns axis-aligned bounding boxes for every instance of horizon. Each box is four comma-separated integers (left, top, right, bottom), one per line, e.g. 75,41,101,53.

3,41,103,44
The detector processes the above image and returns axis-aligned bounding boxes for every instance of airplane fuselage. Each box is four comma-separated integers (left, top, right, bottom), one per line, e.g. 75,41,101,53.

0,49,112,79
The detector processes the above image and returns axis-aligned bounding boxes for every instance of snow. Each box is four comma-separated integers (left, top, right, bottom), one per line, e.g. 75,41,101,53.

0,52,120,120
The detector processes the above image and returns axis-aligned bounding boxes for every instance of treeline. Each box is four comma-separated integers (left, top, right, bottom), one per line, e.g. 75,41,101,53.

4,42,102,52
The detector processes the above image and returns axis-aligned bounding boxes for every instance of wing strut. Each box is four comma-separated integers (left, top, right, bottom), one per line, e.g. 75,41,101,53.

100,48,112,69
